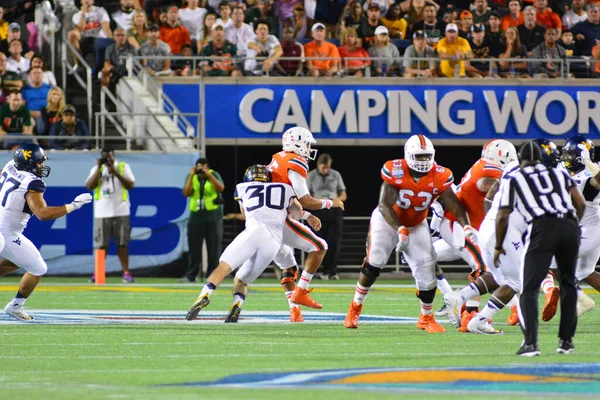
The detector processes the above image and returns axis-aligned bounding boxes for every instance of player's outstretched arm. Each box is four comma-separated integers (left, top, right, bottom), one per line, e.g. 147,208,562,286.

378,182,400,231
483,180,500,214
26,192,92,221
439,188,470,227
289,170,344,211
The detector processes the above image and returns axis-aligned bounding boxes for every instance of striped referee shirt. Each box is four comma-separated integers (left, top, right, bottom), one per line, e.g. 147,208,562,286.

499,163,577,223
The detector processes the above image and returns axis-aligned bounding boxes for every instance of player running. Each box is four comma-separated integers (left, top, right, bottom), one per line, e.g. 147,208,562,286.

2,144,92,321
344,134,474,332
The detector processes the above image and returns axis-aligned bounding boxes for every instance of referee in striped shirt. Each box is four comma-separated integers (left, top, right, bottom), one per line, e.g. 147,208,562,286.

494,141,586,357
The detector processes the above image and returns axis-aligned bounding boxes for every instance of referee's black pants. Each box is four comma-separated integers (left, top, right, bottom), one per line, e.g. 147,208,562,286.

310,208,344,276
520,216,580,346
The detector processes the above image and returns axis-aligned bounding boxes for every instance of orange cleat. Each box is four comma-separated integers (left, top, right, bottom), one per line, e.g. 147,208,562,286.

542,287,560,322
507,305,519,326
344,301,363,329
458,310,477,332
290,287,322,309
290,306,304,323
417,313,446,333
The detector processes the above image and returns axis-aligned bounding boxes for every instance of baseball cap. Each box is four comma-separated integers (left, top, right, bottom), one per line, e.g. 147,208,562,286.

211,20,226,31
374,25,389,36
489,10,501,19
368,3,380,10
8,23,20,32
148,23,159,31
412,30,428,39
471,23,485,33
460,10,473,20
445,23,458,32
311,22,326,31
62,105,76,115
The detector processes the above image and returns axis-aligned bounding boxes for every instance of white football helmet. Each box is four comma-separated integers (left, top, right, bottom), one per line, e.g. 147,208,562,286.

282,127,318,160
404,134,435,173
482,139,517,169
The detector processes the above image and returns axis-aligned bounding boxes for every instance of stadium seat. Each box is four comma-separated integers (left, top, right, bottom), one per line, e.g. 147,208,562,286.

326,38,341,47
297,38,312,45
391,39,410,51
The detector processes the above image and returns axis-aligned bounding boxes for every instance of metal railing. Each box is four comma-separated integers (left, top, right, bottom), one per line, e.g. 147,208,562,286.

61,31,93,133
34,0,60,73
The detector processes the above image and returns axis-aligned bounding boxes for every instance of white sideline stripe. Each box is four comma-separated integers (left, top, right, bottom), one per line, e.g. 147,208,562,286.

0,283,423,288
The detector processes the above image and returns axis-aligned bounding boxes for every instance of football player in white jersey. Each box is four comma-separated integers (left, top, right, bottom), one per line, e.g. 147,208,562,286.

2,144,92,321
186,165,302,323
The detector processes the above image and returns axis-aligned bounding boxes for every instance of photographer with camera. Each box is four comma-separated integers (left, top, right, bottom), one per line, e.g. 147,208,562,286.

85,147,136,283
181,157,225,283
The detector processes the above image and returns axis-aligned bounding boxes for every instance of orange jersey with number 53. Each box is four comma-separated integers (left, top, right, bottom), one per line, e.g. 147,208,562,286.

381,159,454,227
267,151,309,185
445,159,503,229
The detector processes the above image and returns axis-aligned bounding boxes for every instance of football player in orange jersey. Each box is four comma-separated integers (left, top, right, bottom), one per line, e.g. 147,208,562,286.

265,127,344,313
344,134,474,333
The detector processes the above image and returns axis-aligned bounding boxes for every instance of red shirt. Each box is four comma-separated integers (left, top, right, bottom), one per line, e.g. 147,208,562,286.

338,46,371,69
280,41,303,75
536,9,562,30
159,23,191,54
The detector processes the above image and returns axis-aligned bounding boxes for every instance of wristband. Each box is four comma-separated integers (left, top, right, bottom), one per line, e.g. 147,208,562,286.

320,199,333,209
494,247,503,251
65,203,74,214
301,211,312,220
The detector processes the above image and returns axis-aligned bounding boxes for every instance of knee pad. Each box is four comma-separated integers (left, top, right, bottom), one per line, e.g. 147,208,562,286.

361,262,381,279
416,288,436,304
280,266,298,285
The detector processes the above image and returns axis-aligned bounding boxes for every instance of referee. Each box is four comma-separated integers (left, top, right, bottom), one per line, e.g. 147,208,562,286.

494,141,586,357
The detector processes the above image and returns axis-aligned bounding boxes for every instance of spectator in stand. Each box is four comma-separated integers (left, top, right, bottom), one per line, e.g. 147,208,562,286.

535,0,562,37
314,0,346,38
592,39,600,77
41,87,65,140
358,3,384,48
532,28,567,78
437,23,475,78
344,1,365,30
472,0,491,24
0,7,8,41
468,23,495,77
102,28,137,87
0,76,6,106
7,40,30,76
198,13,217,47
127,10,148,50
368,25,401,76
171,44,195,76
563,0,587,31
49,105,89,150
405,0,427,29
571,4,600,56
160,5,191,54
519,6,546,54
403,30,437,77
21,67,51,135
28,55,57,87
226,6,255,56
498,26,531,78
179,0,206,54
0,23,32,56
411,3,446,46
560,30,577,56
501,0,524,31
139,24,172,76
381,3,407,39
487,10,503,50
0,52,22,90
0,91,33,150
304,22,340,76
273,0,299,28
69,0,112,72
338,27,370,76
200,21,243,77
290,2,308,40
112,0,138,32
274,25,304,76
245,20,283,75
364,0,391,16
246,0,279,35
216,1,234,31
459,10,474,38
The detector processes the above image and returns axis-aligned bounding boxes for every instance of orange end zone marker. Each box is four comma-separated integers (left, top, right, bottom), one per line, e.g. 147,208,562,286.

95,249,106,285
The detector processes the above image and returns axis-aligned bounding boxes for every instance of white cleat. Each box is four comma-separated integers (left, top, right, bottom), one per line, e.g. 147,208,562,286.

434,304,447,317
467,315,503,334
443,292,463,328
4,304,34,321
577,290,595,317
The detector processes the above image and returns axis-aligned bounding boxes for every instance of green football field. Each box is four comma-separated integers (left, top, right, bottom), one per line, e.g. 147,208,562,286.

1,277,599,400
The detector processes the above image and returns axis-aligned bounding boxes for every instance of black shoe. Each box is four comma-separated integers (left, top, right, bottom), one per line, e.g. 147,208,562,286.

224,303,241,323
185,295,210,321
557,339,574,354
516,343,540,357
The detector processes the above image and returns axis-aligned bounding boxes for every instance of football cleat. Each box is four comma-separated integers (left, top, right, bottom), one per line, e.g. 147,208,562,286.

185,295,211,321
507,305,519,326
542,287,560,322
458,310,476,332
290,287,322,309
224,303,241,323
467,315,503,334
290,306,304,323
434,304,447,317
89,273,95,283
4,304,33,321
556,339,575,354
344,301,363,329
416,313,446,333
517,343,540,357
443,292,463,328
122,272,134,283
577,290,595,316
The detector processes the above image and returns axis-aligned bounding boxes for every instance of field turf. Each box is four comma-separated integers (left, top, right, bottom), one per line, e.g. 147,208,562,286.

0,277,599,399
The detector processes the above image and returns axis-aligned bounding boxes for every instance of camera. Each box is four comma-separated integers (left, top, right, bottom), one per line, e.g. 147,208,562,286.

213,194,225,205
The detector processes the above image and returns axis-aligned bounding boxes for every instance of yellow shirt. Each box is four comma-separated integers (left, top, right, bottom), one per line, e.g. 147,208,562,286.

0,21,8,41
437,37,472,77
380,17,407,40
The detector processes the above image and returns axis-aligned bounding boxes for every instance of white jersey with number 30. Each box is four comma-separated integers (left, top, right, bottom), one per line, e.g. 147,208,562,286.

0,160,47,235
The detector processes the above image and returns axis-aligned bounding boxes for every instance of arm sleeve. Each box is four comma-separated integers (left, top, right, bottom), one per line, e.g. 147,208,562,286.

288,169,310,198
305,170,315,195
101,8,111,23
27,179,46,194
499,178,516,210
233,187,240,201
124,163,136,182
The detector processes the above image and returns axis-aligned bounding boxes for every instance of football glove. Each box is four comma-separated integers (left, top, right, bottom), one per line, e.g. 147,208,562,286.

396,226,409,252
578,143,591,161
70,193,93,211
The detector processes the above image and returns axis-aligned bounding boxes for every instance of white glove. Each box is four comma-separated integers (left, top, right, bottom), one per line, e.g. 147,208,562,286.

69,193,93,211
396,226,409,252
464,225,479,245
577,144,591,161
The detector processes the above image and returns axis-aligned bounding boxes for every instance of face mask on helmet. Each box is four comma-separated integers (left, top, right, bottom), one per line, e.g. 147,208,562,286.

282,127,318,160
405,135,435,173
561,149,585,174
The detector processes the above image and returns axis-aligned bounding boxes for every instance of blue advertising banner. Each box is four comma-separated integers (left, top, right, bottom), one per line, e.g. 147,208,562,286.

162,83,600,141
9,152,197,274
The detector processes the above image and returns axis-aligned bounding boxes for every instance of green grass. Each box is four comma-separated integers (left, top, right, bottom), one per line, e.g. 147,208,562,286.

0,278,598,399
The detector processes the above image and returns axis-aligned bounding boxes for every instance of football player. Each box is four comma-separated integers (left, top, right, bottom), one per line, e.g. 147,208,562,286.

2,144,92,321
344,134,474,332
186,165,302,323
